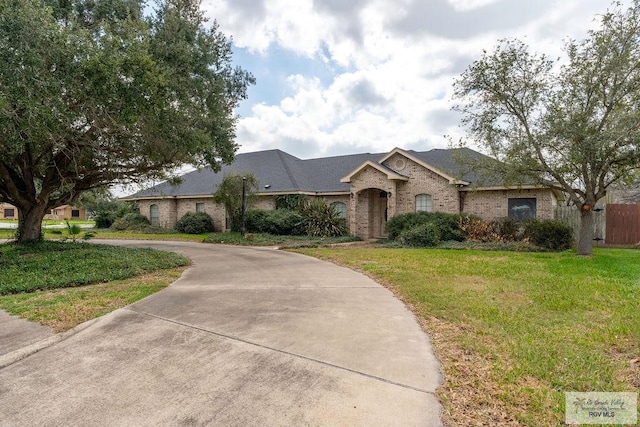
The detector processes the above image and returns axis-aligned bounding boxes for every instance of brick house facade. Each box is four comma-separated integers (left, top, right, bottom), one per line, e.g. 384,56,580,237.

124,147,559,238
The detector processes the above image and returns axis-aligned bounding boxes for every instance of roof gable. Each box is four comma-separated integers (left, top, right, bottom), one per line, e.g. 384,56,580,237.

379,148,469,185
340,161,409,183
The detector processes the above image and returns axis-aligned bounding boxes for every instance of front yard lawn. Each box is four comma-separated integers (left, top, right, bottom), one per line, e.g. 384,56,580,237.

294,247,640,426
0,242,189,331
0,241,188,294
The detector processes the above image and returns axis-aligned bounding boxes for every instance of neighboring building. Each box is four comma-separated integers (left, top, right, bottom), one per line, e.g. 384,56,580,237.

0,203,86,220
0,203,17,220
45,205,87,220
123,147,560,238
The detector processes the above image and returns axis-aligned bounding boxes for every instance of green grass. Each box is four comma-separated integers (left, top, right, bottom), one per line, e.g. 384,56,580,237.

0,268,185,332
0,228,362,245
204,232,360,247
0,241,189,294
0,219,94,225
90,229,210,241
294,247,640,426
0,228,210,242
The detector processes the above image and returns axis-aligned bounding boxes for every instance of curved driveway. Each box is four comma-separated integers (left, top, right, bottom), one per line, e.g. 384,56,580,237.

0,241,442,426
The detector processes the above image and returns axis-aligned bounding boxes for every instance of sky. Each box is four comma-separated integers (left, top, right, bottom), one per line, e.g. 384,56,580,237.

197,0,621,159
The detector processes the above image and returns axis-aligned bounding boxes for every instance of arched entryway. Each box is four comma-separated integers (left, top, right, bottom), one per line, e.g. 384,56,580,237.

354,188,389,239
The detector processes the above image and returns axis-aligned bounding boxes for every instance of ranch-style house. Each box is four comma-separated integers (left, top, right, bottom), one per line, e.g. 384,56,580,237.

124,147,560,238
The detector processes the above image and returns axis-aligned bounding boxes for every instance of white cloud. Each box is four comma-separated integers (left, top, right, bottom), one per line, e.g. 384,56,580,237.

447,0,501,12
204,0,617,158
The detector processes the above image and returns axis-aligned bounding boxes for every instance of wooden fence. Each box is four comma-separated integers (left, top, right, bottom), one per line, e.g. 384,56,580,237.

555,204,640,246
554,206,606,246
605,204,640,245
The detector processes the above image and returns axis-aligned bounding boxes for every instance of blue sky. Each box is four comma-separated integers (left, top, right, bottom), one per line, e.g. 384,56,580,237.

202,0,619,160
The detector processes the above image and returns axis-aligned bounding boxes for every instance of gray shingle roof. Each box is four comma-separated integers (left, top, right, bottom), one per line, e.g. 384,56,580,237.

409,148,494,184
124,147,496,199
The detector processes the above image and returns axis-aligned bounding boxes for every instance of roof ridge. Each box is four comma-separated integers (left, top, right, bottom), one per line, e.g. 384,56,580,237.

276,150,301,190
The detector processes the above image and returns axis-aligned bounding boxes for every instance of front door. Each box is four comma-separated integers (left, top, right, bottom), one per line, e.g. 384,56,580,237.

374,191,388,238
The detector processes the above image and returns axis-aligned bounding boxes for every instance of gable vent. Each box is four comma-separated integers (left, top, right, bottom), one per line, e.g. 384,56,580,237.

393,158,406,171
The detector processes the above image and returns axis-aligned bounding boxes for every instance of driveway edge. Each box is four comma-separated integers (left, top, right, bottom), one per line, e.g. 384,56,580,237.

0,316,101,370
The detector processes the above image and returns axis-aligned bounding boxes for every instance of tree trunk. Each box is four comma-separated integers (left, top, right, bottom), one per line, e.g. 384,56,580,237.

16,204,48,243
576,206,594,256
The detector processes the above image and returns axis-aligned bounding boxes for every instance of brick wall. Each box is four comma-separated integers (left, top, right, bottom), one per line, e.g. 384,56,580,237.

383,154,460,215
175,197,226,231
138,194,353,232
138,199,178,229
463,188,557,220
253,196,275,210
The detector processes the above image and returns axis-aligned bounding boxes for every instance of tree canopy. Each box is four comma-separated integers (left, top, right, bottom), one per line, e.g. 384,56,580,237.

0,0,254,242
453,0,640,255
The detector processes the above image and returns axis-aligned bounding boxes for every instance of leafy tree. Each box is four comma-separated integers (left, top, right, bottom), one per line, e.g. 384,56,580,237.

0,0,254,242
213,174,258,232
76,190,138,228
452,0,640,255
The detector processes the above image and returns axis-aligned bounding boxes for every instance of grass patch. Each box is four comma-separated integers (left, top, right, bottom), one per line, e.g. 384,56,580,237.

0,228,209,242
90,229,210,242
293,247,640,426
0,241,189,294
0,229,361,246
204,232,360,247
0,268,185,332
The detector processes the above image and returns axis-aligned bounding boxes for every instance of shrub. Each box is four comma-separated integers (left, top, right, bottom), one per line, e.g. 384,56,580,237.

110,213,150,231
523,219,574,251
493,217,522,241
459,216,528,243
94,211,115,228
246,209,305,235
459,216,574,250
458,216,496,242
91,201,138,229
175,212,215,234
302,199,347,237
386,212,464,242
398,223,441,247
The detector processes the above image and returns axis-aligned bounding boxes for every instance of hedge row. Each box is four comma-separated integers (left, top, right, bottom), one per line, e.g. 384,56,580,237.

387,212,573,251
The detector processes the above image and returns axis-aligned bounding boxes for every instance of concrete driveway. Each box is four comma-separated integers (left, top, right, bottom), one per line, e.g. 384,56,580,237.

0,241,442,426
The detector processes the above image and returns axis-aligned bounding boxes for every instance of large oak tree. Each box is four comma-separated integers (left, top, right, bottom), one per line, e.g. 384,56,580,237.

453,0,640,255
0,0,254,242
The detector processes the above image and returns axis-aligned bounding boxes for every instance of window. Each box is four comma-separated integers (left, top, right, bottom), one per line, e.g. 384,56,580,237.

331,201,347,219
71,209,80,218
150,204,159,226
196,202,205,213
4,208,15,218
508,198,537,220
415,194,432,212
